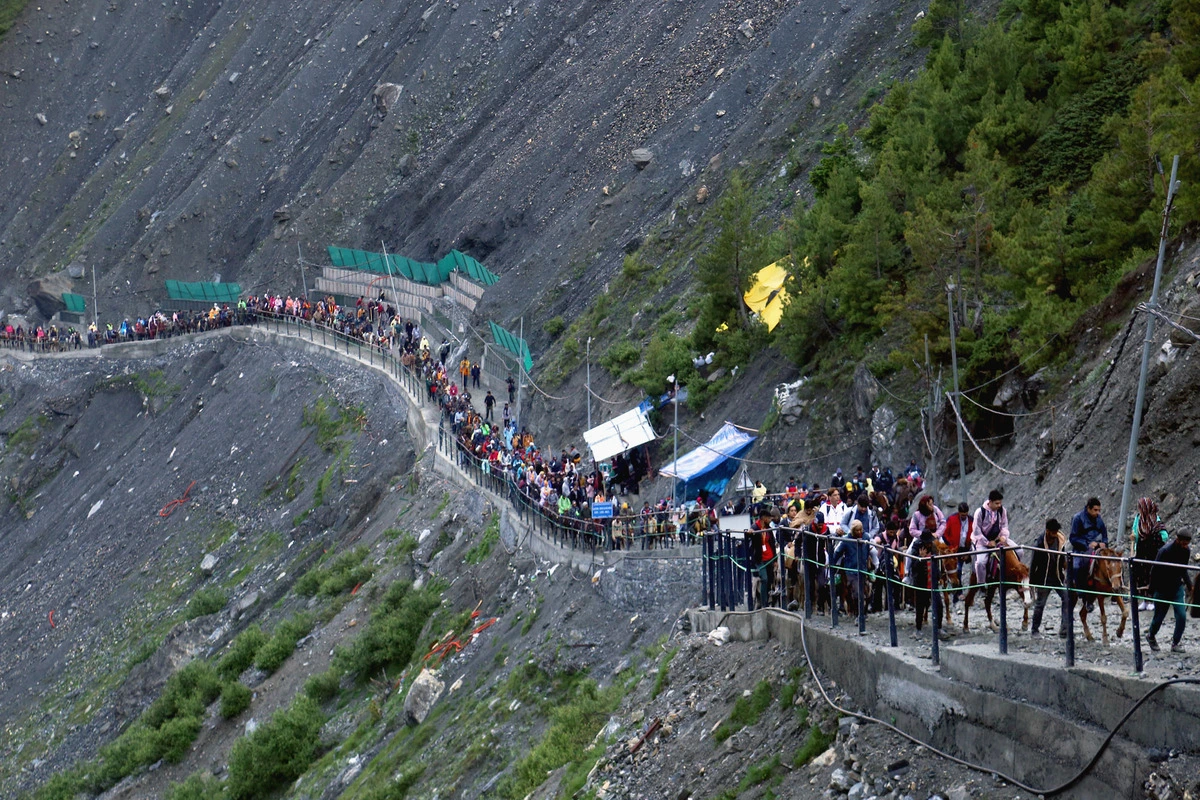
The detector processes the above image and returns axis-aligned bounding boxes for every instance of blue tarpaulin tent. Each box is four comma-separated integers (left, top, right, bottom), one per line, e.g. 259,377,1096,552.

658,422,756,501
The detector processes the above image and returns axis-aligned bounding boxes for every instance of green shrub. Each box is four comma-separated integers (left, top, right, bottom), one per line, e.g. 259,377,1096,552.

185,587,228,620
464,513,500,565
167,772,226,800
793,723,835,767
500,680,624,799
599,339,640,373
651,646,679,700
303,667,343,704
543,316,566,337
220,681,252,719
361,764,425,800
255,613,315,674
217,626,268,681
335,582,440,681
28,770,86,800
713,680,773,742
296,547,372,597
226,695,325,800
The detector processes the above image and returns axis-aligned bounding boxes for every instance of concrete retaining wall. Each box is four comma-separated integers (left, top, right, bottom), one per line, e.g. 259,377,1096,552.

688,608,1199,798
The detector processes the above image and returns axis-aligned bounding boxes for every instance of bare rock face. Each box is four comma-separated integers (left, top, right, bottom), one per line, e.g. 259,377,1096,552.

26,272,73,320
373,82,403,114
404,668,445,726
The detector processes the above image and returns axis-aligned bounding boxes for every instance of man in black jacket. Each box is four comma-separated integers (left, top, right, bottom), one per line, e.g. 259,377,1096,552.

1030,519,1068,639
1146,530,1194,653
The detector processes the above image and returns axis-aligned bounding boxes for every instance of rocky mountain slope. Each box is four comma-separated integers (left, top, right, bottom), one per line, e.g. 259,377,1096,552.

0,0,916,330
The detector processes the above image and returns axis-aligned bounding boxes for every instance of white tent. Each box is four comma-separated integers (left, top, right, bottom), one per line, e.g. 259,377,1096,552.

583,407,657,462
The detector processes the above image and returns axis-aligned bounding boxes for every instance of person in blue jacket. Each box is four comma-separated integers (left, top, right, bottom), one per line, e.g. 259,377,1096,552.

1069,497,1107,613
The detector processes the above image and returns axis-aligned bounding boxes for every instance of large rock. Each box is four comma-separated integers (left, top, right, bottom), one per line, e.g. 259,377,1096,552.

373,82,403,114
851,363,879,422
26,272,73,320
631,148,653,169
200,553,219,576
870,403,899,468
405,668,444,725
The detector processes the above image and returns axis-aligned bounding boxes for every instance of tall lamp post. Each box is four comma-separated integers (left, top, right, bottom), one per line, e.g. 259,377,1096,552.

667,373,679,508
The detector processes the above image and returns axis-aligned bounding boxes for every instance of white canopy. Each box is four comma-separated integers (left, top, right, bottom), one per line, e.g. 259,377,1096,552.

584,406,657,462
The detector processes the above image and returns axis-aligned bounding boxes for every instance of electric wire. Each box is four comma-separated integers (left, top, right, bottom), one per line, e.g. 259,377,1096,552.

945,391,1037,477
958,335,1059,396
958,390,1055,418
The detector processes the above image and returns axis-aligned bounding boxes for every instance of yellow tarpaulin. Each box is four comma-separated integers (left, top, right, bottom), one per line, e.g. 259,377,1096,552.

742,260,795,331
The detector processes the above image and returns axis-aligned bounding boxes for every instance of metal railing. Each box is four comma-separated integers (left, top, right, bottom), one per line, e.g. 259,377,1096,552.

703,527,1199,673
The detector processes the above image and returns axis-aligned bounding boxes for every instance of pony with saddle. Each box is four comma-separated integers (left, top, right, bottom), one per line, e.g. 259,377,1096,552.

1076,546,1127,645
962,546,1032,632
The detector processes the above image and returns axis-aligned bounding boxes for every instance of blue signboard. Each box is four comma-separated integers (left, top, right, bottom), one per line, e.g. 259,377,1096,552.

591,502,614,519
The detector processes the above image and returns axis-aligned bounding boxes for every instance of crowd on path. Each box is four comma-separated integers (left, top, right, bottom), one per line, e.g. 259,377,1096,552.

10,294,1198,653
734,469,1198,652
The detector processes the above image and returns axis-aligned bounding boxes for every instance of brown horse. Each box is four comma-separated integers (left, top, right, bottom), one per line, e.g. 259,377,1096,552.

962,547,1031,632
935,542,965,626
1078,546,1128,645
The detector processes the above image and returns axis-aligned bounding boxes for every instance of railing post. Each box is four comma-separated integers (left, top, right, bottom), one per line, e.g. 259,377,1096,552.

830,544,839,629
777,530,786,610
856,539,866,634
884,545,898,647
1130,554,1144,673
742,538,754,611
1065,560,1076,668
803,529,814,620
931,555,941,666
998,546,1008,655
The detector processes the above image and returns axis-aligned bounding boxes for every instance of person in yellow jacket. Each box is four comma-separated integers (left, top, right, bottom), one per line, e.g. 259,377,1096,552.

459,357,471,389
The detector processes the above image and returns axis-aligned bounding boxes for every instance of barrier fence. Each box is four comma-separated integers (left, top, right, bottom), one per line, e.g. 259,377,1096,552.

703,527,1200,673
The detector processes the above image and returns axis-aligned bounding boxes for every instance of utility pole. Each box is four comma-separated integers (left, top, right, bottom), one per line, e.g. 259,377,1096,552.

1117,155,1181,546
667,373,679,508
924,334,938,501
947,284,969,505
586,336,593,431
91,263,99,328
515,317,525,433
297,239,308,300
379,240,400,314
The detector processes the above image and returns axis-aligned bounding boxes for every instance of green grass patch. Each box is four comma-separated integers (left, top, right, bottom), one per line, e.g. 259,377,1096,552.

167,772,226,800
651,646,680,700
793,722,835,767
183,587,227,620
0,0,31,39
464,513,500,565
434,491,451,516
254,613,315,674
303,397,366,452
499,674,625,800
713,754,783,800
226,695,325,800
295,546,373,597
7,413,46,453
713,680,773,743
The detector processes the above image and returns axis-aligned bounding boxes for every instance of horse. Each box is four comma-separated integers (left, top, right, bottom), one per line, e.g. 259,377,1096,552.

1077,546,1128,645
935,542,965,626
962,547,1032,633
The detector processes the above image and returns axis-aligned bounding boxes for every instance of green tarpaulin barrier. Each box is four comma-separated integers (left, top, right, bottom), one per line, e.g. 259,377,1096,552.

488,321,533,372
62,293,87,314
326,246,497,287
165,280,242,304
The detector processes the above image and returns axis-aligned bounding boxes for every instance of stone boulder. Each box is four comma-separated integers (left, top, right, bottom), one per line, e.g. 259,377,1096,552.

373,82,403,114
200,553,219,576
405,668,444,726
851,363,879,422
26,272,73,320
631,148,653,169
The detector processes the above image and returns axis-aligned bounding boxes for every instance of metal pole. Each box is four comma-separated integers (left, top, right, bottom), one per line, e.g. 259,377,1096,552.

1117,155,1181,548
515,317,525,432
380,240,400,321
91,263,99,328
586,337,592,431
1130,554,1144,673
884,547,898,647
924,334,938,501
947,285,969,505
297,240,308,300
998,546,1008,655
671,375,679,508
931,555,941,665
